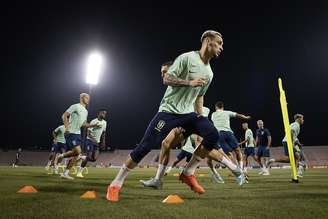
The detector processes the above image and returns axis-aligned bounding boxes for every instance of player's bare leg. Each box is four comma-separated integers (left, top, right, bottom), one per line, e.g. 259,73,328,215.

207,158,224,183
181,145,245,194
57,146,81,179
140,128,184,189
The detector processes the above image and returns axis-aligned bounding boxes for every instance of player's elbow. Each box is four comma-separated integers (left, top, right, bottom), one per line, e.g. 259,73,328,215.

62,112,68,122
162,77,169,85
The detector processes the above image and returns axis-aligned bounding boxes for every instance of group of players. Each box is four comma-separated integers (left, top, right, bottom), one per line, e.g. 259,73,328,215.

45,30,306,202
45,97,108,179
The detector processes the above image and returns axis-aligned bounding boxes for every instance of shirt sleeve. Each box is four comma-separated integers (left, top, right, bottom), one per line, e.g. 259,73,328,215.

54,126,60,133
103,121,107,132
246,130,251,141
228,111,237,118
265,129,271,136
66,104,77,114
167,53,189,77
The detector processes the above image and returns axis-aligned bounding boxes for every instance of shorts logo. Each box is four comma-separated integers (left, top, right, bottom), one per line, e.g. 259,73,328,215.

72,140,76,145
155,120,166,132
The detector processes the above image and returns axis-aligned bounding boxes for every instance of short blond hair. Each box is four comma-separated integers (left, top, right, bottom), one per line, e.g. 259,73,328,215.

80,93,89,99
200,30,222,42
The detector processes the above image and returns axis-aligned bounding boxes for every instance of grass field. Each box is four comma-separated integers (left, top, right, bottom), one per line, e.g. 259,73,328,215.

0,167,327,219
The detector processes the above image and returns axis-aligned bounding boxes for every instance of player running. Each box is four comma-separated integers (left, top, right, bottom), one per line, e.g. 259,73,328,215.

240,122,257,172
76,109,107,178
54,93,100,179
211,101,251,171
267,114,305,177
107,30,245,202
45,125,66,174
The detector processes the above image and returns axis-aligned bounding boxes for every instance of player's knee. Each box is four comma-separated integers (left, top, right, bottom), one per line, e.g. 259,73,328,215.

161,138,172,150
74,147,81,155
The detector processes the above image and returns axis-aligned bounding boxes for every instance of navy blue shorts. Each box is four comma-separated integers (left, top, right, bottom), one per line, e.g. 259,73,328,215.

257,146,270,157
176,150,193,162
65,133,82,150
244,147,255,157
85,139,99,152
51,142,66,153
220,144,232,154
282,141,298,156
217,131,239,153
130,112,219,163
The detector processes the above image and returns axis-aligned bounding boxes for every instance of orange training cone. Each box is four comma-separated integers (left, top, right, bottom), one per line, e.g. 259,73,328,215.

173,173,180,177
80,191,97,199
162,195,184,204
17,186,38,193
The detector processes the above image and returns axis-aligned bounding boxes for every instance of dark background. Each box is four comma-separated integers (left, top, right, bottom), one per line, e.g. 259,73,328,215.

1,1,328,150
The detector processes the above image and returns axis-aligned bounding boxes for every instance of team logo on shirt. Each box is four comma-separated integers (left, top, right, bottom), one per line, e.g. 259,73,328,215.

155,120,166,132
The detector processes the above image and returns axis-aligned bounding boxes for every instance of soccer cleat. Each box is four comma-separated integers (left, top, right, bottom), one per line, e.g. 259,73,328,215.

297,167,303,178
179,173,205,194
258,169,264,175
60,173,74,180
76,172,84,178
262,170,270,176
236,173,246,186
45,165,50,171
54,167,59,175
140,178,163,189
106,186,120,202
210,172,225,184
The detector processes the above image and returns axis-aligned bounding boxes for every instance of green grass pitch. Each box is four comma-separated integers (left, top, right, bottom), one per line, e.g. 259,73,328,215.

0,167,327,219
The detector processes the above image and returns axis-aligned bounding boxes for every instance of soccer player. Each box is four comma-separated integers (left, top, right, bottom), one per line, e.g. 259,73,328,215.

54,93,100,180
12,148,22,168
267,114,305,177
255,120,272,175
211,101,251,171
141,106,224,187
240,122,257,172
107,30,245,202
45,125,66,173
76,109,107,178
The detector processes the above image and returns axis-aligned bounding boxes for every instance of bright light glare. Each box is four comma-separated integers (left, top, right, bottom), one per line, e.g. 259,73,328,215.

86,52,104,85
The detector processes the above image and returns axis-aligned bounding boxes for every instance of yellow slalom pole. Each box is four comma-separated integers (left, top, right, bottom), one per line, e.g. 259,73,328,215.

278,78,298,182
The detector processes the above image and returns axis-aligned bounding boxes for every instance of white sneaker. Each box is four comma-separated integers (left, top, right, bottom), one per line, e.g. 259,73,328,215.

297,168,303,178
60,173,74,180
262,170,270,176
258,170,264,175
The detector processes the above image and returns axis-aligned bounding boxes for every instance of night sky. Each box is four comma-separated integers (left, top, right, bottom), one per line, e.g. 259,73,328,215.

1,1,328,150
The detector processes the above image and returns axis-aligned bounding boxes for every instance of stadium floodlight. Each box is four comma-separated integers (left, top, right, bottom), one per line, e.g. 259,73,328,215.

85,51,104,85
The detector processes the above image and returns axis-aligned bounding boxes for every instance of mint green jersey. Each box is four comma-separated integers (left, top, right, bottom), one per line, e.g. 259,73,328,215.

283,122,301,143
54,125,66,144
245,128,254,147
87,118,107,143
202,106,210,117
66,103,88,135
182,135,196,153
159,51,213,114
211,110,237,133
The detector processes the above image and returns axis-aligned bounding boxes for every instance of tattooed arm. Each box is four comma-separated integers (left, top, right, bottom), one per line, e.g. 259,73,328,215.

163,74,206,87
